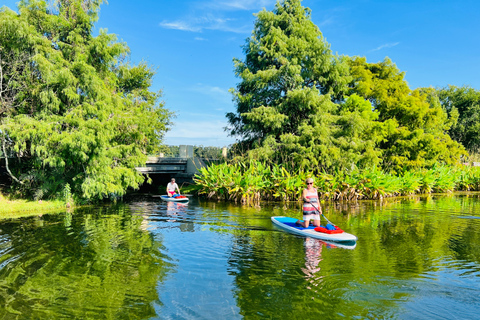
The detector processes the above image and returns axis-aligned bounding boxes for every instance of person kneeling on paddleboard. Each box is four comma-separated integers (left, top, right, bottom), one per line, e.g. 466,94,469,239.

167,178,181,197
296,178,321,228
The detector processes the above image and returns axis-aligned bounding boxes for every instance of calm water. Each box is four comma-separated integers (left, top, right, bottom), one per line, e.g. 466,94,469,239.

0,194,479,319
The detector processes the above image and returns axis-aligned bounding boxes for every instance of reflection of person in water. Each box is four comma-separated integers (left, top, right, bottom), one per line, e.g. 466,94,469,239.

166,201,177,219
166,201,187,222
302,237,323,288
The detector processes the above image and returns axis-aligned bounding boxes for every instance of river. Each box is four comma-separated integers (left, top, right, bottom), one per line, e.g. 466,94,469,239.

0,194,479,319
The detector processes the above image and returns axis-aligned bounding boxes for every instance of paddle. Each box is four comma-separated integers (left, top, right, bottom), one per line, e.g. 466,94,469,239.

310,202,336,226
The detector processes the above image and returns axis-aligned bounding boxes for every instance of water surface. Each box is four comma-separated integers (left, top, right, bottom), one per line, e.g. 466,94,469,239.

0,194,479,319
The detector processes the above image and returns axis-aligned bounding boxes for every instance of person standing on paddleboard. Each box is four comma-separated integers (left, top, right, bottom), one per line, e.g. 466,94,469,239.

297,178,321,228
167,178,181,197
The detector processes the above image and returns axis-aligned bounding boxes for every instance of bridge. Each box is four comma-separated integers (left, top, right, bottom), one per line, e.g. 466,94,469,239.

135,156,205,175
135,146,209,185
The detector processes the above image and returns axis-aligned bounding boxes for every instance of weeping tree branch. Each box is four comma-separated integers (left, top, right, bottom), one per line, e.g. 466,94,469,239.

0,49,31,185
1,133,22,184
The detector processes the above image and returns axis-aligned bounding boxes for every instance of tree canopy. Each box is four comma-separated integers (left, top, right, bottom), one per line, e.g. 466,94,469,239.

348,57,465,171
436,85,480,153
227,0,465,173
0,0,173,201
226,0,377,172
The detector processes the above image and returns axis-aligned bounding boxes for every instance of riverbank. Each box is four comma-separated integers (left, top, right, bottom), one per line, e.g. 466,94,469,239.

0,194,67,219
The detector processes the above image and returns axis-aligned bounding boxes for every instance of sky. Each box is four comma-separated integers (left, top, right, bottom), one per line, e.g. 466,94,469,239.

2,0,480,147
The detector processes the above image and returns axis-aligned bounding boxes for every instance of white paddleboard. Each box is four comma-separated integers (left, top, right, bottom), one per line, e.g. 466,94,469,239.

160,195,189,203
271,216,357,242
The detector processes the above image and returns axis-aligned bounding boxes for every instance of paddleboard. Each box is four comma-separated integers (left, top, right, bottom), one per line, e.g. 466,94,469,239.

160,195,189,203
271,216,357,242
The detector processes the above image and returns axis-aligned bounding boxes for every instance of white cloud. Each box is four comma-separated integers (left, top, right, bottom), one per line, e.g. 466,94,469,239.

159,20,201,32
167,119,226,138
159,0,275,34
195,37,208,41
317,17,335,27
164,84,236,146
370,42,400,52
190,84,232,104
215,0,274,11
160,15,249,33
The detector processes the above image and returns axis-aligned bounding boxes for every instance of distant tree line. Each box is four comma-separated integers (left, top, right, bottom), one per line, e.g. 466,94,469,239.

164,145,225,159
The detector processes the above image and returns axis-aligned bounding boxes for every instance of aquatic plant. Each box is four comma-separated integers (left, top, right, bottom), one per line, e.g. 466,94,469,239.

194,160,480,203
432,166,458,193
399,171,422,195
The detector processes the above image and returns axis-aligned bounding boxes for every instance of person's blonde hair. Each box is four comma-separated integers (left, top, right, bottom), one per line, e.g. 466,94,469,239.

305,178,314,184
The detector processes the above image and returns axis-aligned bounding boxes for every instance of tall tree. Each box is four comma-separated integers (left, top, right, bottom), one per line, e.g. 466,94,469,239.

436,85,480,153
227,0,381,172
348,57,465,171
0,1,173,201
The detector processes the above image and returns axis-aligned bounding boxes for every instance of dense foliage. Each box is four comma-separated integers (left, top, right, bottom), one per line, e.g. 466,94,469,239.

436,85,480,153
348,57,465,170
194,160,480,203
226,0,358,172
0,0,172,201
226,0,465,173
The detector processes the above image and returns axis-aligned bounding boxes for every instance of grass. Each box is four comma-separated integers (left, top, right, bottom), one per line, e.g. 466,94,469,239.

0,193,68,219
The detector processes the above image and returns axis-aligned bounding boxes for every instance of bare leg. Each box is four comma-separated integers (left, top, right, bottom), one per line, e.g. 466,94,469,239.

296,219,310,228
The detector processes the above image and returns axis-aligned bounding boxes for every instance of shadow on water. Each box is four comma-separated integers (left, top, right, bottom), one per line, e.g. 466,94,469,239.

0,193,479,319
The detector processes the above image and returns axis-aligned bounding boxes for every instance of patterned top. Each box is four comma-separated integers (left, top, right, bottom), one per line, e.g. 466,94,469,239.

303,188,319,214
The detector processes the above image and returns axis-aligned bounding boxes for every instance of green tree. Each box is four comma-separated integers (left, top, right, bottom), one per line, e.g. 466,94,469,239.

194,145,224,159
347,57,465,171
227,0,381,172
0,0,173,201
436,85,480,152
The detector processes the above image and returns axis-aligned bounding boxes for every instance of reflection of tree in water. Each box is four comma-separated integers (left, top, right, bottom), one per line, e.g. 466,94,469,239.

374,197,480,275
226,233,311,318
225,230,358,318
448,220,480,265
0,204,173,319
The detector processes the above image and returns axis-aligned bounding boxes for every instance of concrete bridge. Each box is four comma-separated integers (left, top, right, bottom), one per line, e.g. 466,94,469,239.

135,156,205,176
135,146,208,185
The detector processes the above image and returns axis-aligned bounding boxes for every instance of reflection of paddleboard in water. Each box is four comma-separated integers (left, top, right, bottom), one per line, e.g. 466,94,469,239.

317,239,357,250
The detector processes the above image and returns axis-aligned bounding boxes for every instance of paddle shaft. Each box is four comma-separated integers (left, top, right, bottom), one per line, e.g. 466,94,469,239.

310,202,335,226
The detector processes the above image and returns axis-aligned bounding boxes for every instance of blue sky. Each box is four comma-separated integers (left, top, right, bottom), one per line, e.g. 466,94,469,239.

3,0,480,147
